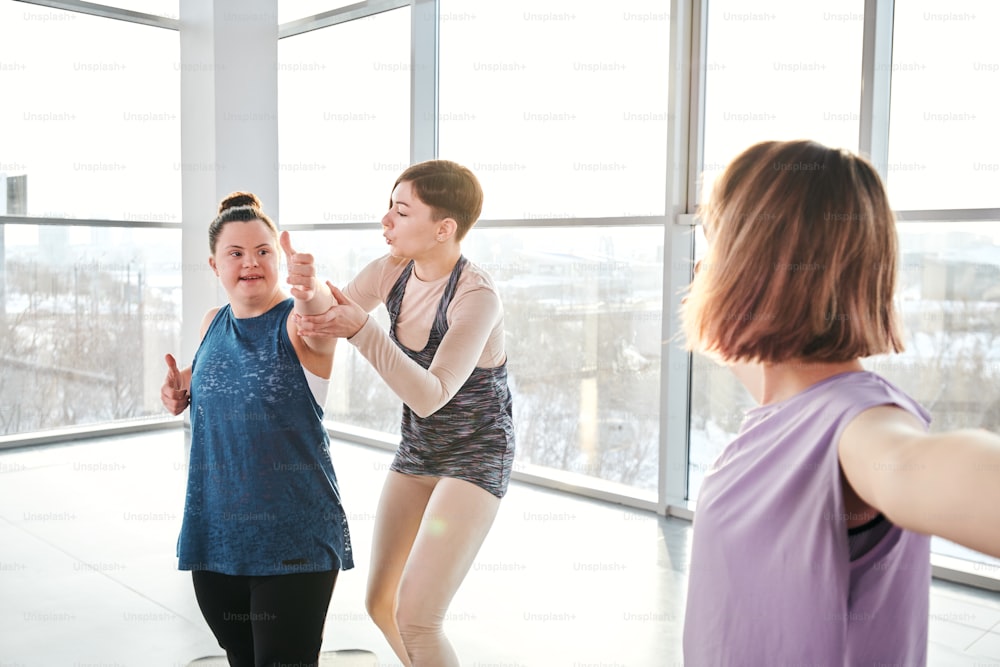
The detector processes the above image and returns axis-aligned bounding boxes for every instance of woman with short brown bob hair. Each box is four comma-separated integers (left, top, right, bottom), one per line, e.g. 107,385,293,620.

682,140,1000,666
683,139,902,363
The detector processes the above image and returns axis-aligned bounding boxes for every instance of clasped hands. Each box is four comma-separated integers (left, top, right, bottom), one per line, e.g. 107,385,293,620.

292,283,367,340
281,231,367,339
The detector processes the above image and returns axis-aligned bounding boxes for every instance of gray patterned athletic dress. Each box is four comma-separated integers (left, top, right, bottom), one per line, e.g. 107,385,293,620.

387,256,515,499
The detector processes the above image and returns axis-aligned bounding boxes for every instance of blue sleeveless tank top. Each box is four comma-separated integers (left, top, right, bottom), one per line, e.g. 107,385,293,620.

177,298,353,576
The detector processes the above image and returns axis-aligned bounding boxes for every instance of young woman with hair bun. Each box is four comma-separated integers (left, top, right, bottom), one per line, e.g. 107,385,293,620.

161,192,353,667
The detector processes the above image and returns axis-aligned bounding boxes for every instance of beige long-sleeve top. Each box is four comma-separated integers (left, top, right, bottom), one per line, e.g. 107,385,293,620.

344,254,507,419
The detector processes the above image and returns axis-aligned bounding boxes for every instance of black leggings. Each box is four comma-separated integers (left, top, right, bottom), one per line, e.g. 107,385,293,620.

192,569,339,667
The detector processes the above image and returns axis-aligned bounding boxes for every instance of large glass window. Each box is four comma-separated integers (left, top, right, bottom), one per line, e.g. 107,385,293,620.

886,1,1000,210
0,3,180,221
277,7,410,225
462,226,663,495
439,0,671,219
0,3,181,438
0,224,181,436
700,0,864,202
434,0,669,494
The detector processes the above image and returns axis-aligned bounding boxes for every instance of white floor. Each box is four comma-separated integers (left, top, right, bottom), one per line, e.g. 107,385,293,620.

1,428,999,666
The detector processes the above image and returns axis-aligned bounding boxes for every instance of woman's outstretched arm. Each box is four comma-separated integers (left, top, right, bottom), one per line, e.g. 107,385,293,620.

839,405,1000,557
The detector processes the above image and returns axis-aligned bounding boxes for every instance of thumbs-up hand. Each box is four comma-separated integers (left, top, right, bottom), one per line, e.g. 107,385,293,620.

295,281,369,339
281,230,317,302
161,353,191,415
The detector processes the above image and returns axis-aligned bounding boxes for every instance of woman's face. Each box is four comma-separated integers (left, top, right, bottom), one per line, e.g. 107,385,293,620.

380,180,443,259
209,219,281,305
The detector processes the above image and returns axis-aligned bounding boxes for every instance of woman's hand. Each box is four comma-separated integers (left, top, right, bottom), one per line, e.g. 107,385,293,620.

295,281,369,339
281,230,319,303
161,353,191,415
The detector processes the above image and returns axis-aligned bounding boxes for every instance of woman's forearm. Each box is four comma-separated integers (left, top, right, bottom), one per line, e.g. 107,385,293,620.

349,318,456,417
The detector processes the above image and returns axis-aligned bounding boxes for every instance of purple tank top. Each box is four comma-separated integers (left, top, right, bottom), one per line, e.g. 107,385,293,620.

684,371,932,666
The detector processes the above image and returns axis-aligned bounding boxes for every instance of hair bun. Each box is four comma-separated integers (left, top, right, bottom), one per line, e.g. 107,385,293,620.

219,191,262,213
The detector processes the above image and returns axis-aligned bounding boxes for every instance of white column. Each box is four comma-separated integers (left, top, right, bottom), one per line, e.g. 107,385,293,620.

178,0,278,367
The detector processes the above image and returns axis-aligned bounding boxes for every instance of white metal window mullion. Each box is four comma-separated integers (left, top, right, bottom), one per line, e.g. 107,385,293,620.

410,0,439,164
859,0,894,181
659,0,704,518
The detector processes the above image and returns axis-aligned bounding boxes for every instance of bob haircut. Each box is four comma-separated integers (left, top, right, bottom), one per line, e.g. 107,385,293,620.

392,160,484,241
681,139,904,363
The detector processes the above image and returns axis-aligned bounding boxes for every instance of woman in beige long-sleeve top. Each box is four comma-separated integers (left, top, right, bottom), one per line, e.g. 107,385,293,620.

295,160,515,667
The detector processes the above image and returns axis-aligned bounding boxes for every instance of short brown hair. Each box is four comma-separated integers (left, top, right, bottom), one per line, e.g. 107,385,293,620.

392,160,484,241
681,140,904,363
208,191,278,254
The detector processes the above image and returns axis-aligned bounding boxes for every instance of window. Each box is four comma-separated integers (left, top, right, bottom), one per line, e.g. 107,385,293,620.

434,0,669,493
277,8,410,225
439,0,671,219
0,3,180,221
886,1,1000,210
0,224,181,436
699,0,864,203
0,4,180,437
462,226,664,494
